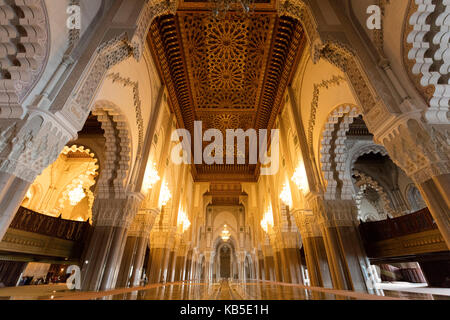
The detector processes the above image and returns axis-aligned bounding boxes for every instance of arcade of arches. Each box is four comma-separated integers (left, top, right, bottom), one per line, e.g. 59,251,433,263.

0,0,448,300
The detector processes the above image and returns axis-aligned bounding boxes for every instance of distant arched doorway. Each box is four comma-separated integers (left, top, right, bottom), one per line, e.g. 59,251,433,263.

219,245,231,278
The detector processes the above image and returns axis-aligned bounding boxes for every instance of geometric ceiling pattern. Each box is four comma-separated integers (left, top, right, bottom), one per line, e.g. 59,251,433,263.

148,4,305,182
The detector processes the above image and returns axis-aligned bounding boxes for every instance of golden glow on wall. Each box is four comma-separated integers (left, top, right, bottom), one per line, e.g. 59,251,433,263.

260,203,274,233
142,162,160,193
177,206,191,233
292,162,309,193
279,181,293,207
158,181,172,208
68,183,86,206
221,224,231,242
22,145,98,222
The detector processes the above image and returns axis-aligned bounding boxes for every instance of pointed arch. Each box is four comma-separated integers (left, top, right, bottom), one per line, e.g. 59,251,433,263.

92,100,133,197
319,104,362,200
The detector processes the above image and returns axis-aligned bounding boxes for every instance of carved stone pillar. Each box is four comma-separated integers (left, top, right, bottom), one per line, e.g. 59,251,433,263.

292,208,333,288
148,228,176,284
0,112,76,240
204,251,213,283
257,249,265,281
278,231,304,284
81,192,144,291
268,232,284,282
309,195,370,292
184,249,193,281
116,208,159,287
237,251,246,282
262,243,275,281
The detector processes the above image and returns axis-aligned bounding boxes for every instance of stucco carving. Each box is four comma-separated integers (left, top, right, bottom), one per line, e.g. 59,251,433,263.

92,101,132,197
0,0,49,119
379,117,450,183
0,110,73,182
407,0,450,124
106,73,144,158
353,170,395,220
320,104,361,200
93,192,144,228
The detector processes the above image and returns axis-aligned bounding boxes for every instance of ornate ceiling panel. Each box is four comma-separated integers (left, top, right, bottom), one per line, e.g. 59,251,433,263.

148,6,305,181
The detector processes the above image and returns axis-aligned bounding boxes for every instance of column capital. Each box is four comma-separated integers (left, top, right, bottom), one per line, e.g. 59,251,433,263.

128,207,160,238
0,110,76,182
93,192,144,228
291,209,322,238
306,194,357,228
372,114,449,184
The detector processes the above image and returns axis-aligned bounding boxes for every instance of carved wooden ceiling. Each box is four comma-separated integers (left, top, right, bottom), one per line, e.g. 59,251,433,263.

148,2,305,182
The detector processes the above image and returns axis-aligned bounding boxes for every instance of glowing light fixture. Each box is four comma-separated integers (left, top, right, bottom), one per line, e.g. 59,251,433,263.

158,181,172,208
177,207,191,233
142,162,160,192
260,204,274,233
292,163,309,193
279,182,293,207
221,224,231,242
68,184,85,206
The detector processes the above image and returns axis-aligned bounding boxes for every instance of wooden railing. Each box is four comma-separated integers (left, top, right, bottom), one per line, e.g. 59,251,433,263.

359,208,448,259
359,208,436,243
8,206,90,242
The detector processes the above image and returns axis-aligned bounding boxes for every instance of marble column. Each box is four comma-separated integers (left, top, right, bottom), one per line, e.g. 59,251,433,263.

274,230,304,284
147,247,166,283
81,192,144,291
0,173,30,240
0,112,75,241
117,208,159,287
292,208,333,288
257,250,265,280
417,174,450,249
148,229,176,283
312,197,370,292
262,244,275,281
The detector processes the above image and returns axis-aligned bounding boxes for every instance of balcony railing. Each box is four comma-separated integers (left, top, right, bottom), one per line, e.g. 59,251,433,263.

8,206,90,242
359,208,436,243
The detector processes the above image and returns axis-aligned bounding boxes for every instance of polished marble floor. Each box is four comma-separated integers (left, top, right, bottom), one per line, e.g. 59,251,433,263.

98,281,450,301
0,281,449,300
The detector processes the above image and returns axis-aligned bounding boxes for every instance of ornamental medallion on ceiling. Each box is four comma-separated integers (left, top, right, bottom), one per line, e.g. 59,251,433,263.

148,7,305,181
